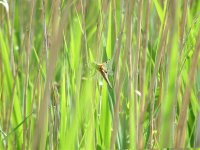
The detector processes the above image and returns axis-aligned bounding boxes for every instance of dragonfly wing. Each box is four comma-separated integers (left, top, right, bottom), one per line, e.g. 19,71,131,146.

102,60,113,75
92,60,113,88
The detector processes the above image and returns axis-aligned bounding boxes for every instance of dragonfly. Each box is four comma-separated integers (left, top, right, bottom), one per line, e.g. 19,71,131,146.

92,60,113,88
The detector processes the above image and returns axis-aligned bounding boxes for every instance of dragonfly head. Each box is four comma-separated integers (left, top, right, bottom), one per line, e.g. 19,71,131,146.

91,60,113,75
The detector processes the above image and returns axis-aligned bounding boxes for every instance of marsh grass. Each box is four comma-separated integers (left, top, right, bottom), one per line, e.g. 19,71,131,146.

0,0,200,149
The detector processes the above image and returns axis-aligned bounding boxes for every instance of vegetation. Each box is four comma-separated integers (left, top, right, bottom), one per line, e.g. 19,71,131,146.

0,0,200,149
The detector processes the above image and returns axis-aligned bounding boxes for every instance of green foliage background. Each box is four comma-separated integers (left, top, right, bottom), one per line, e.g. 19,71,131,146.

0,0,200,149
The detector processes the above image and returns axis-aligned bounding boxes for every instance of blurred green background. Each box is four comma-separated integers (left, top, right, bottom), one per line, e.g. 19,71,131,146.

0,0,200,149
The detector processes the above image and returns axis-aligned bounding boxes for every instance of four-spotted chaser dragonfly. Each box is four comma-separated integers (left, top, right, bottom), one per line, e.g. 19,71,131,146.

92,60,113,88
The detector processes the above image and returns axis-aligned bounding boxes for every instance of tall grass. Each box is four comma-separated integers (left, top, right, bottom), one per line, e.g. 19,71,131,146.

0,0,200,149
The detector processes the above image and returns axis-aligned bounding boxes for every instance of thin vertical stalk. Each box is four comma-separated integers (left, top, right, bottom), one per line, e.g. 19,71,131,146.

134,0,143,147
138,0,150,148
110,2,126,149
174,0,189,144
42,0,49,69
112,0,117,40
179,0,189,55
27,69,40,148
4,69,18,149
80,0,88,65
125,0,135,149
22,1,35,149
8,0,16,76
